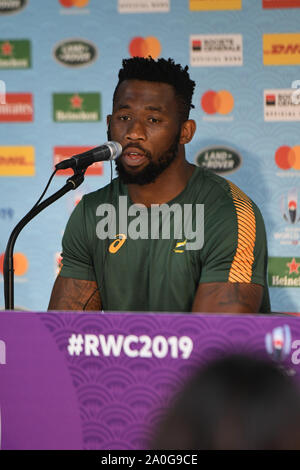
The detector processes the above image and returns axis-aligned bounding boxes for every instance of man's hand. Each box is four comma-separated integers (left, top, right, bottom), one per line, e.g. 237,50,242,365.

48,276,101,311
192,282,263,314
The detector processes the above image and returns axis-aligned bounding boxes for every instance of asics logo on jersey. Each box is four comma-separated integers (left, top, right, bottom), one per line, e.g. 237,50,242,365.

173,240,187,253
109,234,127,254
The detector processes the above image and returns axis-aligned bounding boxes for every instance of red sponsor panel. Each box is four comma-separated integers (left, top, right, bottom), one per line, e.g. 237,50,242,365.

263,0,300,8
53,146,104,176
0,93,33,122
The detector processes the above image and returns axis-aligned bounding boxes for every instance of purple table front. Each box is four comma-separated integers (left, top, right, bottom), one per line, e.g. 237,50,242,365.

0,311,299,450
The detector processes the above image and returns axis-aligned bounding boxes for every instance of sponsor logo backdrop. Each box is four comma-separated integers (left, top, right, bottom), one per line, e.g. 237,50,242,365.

0,0,299,313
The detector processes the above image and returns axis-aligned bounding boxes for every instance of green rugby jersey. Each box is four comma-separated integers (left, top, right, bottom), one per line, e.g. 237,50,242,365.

60,166,271,313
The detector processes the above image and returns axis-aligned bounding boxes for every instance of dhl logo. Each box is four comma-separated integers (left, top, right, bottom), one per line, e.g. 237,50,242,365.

263,33,300,65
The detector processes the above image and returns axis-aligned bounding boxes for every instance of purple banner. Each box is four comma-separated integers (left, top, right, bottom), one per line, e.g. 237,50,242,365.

0,311,300,450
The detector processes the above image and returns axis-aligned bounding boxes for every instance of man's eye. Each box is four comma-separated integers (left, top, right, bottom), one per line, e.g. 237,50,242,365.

119,115,131,121
149,117,160,123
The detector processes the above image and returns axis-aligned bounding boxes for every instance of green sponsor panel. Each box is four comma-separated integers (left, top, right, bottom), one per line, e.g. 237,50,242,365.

268,257,300,287
53,92,101,122
0,39,31,68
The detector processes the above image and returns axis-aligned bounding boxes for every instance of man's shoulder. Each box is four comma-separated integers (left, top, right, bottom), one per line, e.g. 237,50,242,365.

81,177,122,208
190,166,238,204
191,167,263,218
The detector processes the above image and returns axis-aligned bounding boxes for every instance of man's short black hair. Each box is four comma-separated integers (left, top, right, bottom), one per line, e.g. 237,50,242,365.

113,56,195,122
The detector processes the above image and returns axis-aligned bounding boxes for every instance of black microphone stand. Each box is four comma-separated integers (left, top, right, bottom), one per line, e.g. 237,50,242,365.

3,170,85,311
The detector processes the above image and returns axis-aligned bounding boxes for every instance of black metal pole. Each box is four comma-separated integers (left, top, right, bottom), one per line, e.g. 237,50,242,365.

3,172,84,310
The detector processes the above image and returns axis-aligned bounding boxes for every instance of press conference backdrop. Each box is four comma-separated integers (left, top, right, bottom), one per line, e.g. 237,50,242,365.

0,0,300,312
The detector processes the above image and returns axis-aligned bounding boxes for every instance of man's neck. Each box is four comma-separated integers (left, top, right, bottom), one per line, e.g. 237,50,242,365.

126,159,195,207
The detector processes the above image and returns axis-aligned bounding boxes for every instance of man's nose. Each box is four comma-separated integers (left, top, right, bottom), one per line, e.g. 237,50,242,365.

126,119,146,141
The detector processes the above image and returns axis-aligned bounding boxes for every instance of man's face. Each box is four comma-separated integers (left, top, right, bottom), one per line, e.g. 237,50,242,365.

107,79,182,185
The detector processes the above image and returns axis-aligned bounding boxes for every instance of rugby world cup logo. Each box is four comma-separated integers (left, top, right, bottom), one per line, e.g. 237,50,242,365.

265,325,292,361
280,188,300,224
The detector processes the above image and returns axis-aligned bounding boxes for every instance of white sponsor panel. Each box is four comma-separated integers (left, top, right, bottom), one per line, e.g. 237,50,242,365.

118,0,170,13
190,34,243,67
264,89,300,122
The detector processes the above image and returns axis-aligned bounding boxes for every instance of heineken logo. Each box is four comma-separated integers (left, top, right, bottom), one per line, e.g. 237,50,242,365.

195,146,242,174
53,39,98,67
268,257,300,287
0,0,27,14
0,39,31,69
53,92,101,122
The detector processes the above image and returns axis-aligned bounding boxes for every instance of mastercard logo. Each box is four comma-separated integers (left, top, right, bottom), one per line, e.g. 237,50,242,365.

59,0,89,7
275,146,300,170
201,90,234,115
129,37,161,59
0,252,29,276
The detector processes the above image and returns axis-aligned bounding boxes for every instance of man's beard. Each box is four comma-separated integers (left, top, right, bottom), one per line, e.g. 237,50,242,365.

108,130,181,186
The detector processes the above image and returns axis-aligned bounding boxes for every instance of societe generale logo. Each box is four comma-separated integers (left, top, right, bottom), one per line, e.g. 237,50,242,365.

275,146,300,170
263,33,300,65
201,90,234,115
129,37,161,59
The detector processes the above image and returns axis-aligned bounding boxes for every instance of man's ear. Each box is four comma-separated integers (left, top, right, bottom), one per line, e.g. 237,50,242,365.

106,115,112,139
179,119,196,145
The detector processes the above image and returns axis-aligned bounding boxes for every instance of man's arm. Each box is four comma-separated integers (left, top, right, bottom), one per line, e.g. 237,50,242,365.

48,276,102,311
191,282,263,314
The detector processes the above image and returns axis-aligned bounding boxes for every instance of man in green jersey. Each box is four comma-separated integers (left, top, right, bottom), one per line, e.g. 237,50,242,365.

48,57,271,314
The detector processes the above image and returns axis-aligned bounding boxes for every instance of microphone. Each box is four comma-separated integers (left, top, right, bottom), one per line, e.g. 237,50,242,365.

55,141,122,171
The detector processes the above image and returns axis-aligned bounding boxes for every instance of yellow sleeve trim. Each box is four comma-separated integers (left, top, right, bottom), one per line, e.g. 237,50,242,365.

228,181,256,283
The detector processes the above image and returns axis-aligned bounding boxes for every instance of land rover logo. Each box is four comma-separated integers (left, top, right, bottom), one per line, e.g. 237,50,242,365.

195,146,242,174
53,39,98,68
0,0,27,14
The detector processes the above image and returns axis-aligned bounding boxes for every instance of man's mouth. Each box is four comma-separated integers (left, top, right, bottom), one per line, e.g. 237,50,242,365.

122,149,148,167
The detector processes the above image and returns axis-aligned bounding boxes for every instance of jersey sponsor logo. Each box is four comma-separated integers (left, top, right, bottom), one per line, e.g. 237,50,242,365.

53,38,98,68
0,0,28,14
109,234,127,254
0,252,29,277
118,0,170,13
173,239,187,253
268,257,300,287
263,0,300,8
129,37,161,59
54,146,104,175
195,146,242,175
0,92,33,122
0,39,31,69
53,92,101,122
0,146,35,176
190,34,243,67
263,33,300,66
189,0,241,10
264,89,300,121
